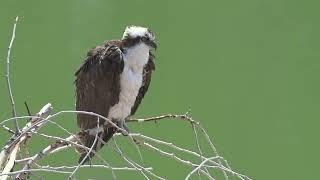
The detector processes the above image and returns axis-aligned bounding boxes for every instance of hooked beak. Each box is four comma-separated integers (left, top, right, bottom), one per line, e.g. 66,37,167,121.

148,40,157,50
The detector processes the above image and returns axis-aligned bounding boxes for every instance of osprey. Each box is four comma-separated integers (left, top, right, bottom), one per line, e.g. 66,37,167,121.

75,26,156,163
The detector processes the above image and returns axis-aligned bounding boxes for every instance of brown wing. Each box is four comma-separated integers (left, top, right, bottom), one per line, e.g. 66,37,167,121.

130,51,156,115
75,40,124,130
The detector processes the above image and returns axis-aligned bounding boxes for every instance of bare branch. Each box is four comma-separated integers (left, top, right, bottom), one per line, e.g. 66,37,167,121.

191,122,213,179
128,113,232,179
112,139,164,180
1,125,14,134
15,135,76,179
1,165,153,177
119,133,251,180
69,117,101,179
39,165,152,171
1,107,250,180
0,103,52,180
0,143,19,180
185,156,218,180
1,104,52,152
127,112,199,125
49,110,127,135
0,116,38,126
5,16,20,132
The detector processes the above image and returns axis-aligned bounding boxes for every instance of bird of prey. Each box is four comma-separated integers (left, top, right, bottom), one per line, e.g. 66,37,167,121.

75,26,157,163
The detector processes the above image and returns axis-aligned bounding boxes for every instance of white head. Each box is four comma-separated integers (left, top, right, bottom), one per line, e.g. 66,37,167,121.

122,26,155,41
121,26,157,49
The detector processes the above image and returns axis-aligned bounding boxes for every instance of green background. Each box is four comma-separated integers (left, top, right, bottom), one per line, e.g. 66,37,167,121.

1,0,319,179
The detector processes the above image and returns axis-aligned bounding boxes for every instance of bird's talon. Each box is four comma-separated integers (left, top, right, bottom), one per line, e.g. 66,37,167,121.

117,119,130,136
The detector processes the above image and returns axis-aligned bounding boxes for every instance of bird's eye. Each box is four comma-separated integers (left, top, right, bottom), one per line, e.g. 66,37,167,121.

141,37,148,42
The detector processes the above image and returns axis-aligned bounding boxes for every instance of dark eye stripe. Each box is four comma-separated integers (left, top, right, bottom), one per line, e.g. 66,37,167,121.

141,37,148,41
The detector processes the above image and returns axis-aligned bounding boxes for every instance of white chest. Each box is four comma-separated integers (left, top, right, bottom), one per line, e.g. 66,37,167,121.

108,43,150,120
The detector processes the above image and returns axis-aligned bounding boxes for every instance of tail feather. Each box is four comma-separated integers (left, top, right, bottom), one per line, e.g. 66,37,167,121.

77,126,117,164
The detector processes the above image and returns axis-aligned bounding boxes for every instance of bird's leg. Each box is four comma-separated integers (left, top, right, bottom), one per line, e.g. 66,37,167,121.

117,119,142,145
117,118,129,136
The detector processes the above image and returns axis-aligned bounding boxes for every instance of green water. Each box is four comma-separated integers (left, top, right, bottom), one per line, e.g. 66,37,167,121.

1,0,320,179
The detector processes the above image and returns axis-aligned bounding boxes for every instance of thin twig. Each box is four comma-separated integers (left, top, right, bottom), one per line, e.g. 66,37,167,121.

24,101,32,121
192,123,213,179
185,157,218,180
1,104,52,152
0,104,52,180
127,113,199,125
0,116,38,126
5,16,20,132
69,117,101,179
15,136,76,179
141,141,213,178
48,110,127,135
39,165,152,171
123,133,249,179
2,125,15,134
1,165,153,177
129,113,231,179
112,139,161,180
197,124,229,180
112,139,150,179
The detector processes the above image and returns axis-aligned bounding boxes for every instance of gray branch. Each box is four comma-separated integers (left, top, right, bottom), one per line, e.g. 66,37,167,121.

5,16,19,133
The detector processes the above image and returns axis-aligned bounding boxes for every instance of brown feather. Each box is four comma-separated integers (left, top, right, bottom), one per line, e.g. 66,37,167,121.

75,40,123,129
75,40,124,163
